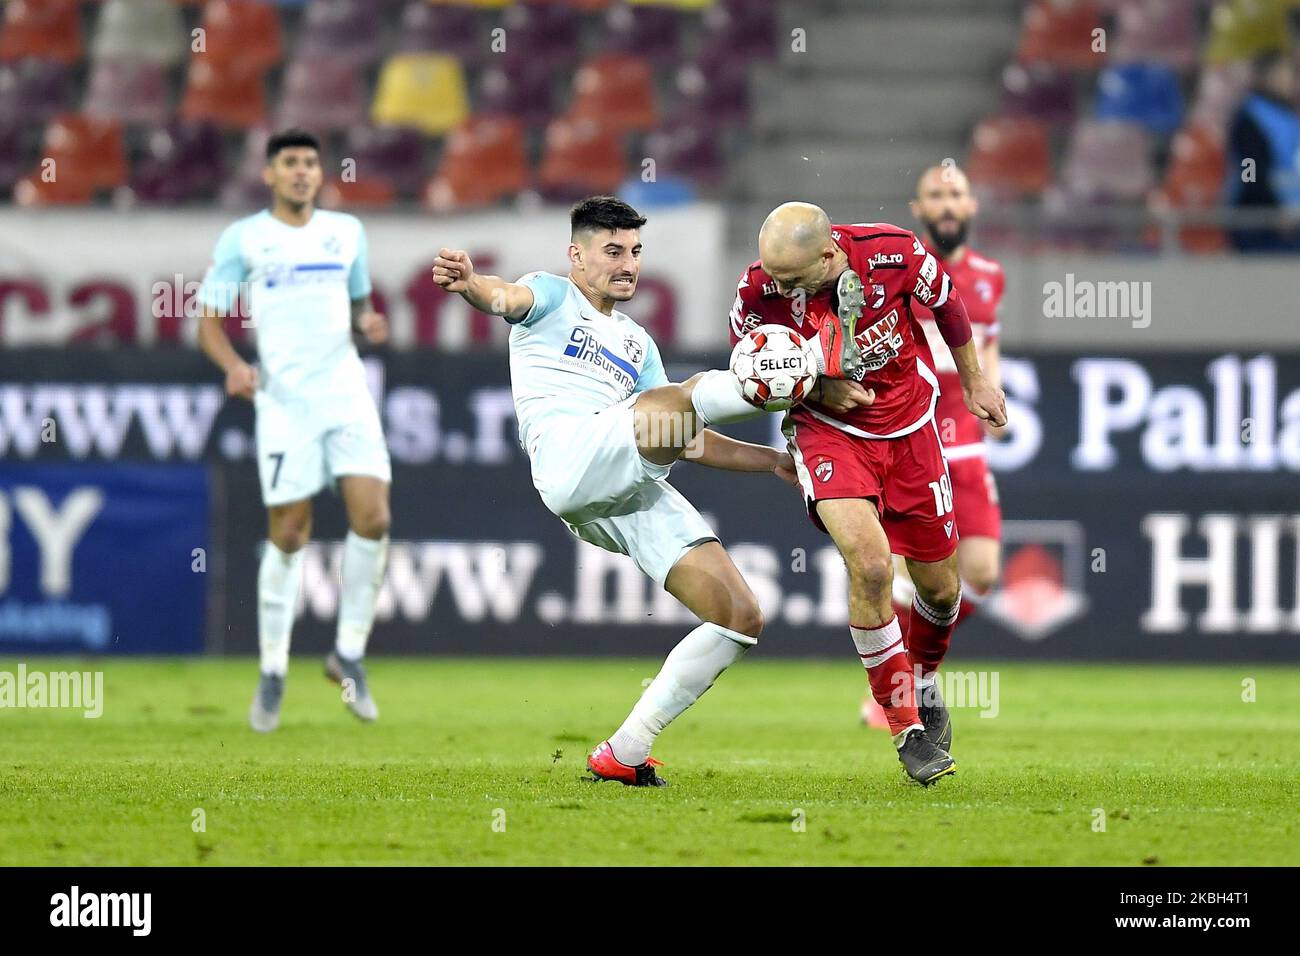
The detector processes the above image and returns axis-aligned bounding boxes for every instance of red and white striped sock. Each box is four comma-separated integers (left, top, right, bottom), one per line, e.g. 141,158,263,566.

850,616,923,744
907,590,962,686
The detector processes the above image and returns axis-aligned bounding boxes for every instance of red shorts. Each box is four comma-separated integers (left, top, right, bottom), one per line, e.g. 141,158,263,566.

786,416,958,562
948,453,1002,541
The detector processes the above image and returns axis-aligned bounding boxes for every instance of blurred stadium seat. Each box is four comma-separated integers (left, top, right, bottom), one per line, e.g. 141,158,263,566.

426,114,528,212
296,0,382,68
181,59,268,130
1057,119,1155,203
1000,63,1077,125
967,114,1053,199
129,120,226,205
1112,0,1201,70
345,125,428,200
84,60,173,127
1094,63,1185,136
537,113,625,200
499,2,580,67
477,56,556,128
197,0,284,73
1149,122,1229,252
0,60,73,126
371,54,469,135
1206,0,1296,64
605,4,682,64
92,0,189,68
13,113,127,205
569,55,658,133
398,1,486,64
1016,0,1107,70
277,58,367,132
644,115,724,187
0,0,83,66
701,0,776,61
673,49,751,127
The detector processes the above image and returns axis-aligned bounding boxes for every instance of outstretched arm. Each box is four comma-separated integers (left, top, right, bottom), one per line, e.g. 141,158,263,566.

684,429,798,486
432,248,535,321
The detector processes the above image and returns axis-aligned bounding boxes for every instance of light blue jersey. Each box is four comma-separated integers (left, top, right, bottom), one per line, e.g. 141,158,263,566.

509,272,668,452
198,208,372,426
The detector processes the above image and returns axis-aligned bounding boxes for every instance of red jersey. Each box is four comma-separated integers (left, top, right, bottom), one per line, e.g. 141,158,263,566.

729,222,962,439
914,245,1003,455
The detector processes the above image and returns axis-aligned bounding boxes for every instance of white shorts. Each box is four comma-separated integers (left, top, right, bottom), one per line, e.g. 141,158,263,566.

255,394,391,507
528,396,718,586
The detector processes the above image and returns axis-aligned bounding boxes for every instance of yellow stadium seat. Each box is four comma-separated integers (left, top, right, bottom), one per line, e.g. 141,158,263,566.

426,0,511,8
628,0,716,9
371,54,468,135
1206,0,1298,64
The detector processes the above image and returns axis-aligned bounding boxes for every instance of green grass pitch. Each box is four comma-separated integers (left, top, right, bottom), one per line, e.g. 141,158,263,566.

1,657,1296,866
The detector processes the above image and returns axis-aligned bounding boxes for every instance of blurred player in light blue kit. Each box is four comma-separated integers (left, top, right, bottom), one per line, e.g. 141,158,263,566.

197,129,391,732
433,196,798,786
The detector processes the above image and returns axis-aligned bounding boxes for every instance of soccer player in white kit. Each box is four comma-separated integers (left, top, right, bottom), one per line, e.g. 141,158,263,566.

197,130,391,732
433,196,801,786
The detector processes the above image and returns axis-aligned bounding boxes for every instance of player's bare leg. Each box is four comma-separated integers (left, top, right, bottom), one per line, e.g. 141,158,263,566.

816,498,955,784
589,541,763,787
251,498,313,732
904,553,962,752
325,475,391,722
957,535,1000,624
632,371,759,467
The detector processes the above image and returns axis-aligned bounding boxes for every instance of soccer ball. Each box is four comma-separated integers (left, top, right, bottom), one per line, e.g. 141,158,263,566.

729,324,818,412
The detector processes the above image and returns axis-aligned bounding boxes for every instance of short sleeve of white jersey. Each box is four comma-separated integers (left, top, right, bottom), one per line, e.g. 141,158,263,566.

198,219,250,314
347,219,372,300
633,332,669,393
515,271,571,327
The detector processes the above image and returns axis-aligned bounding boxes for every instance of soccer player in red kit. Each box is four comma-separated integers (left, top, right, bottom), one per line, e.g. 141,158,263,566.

862,164,1007,729
731,202,1006,784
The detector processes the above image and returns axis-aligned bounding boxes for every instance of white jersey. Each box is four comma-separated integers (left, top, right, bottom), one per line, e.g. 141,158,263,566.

508,272,668,452
198,208,373,427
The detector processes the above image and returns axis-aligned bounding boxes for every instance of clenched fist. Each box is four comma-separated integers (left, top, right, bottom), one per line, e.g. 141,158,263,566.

432,248,474,293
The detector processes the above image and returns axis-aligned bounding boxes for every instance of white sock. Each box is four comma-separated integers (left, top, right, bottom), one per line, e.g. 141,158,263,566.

258,541,304,677
608,622,756,765
690,368,762,425
336,531,388,661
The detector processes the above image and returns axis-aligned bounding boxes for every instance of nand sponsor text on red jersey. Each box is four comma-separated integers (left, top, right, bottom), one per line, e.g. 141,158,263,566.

49,886,150,936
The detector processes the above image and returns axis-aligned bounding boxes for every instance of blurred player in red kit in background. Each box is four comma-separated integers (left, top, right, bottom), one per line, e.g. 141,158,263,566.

730,202,1006,783
860,164,1007,728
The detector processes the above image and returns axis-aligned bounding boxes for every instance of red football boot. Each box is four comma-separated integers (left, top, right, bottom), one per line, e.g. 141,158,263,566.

587,740,668,787
815,267,867,378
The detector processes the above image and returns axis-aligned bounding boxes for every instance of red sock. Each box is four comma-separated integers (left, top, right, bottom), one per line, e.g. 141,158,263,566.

907,592,961,678
850,617,921,737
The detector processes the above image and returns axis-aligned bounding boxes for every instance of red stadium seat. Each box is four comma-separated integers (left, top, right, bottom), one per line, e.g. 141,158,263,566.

568,54,657,134
1149,124,1228,252
0,0,83,65
181,59,268,130
1016,0,1106,70
425,114,529,212
537,113,626,200
13,167,95,206
966,114,1053,200
321,177,397,210
14,113,127,204
196,0,283,74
